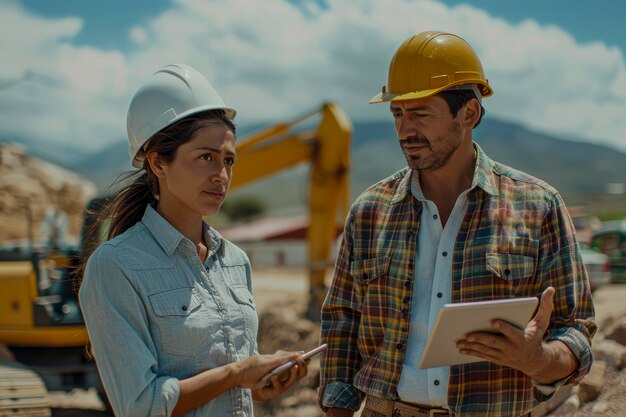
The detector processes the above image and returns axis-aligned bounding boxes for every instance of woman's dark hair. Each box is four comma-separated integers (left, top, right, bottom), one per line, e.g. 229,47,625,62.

437,89,486,128
75,109,235,288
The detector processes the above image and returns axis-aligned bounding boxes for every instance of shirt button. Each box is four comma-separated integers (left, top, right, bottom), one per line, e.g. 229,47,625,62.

396,343,403,350
434,380,440,386
404,281,411,288
442,251,448,257
181,305,188,311
504,268,511,277
403,296,410,304
433,214,438,220
437,292,443,298
362,273,369,280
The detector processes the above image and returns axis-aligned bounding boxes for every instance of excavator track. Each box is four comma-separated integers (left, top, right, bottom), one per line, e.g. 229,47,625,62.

0,359,50,417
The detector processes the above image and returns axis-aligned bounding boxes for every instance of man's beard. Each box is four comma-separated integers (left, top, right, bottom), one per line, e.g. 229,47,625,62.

401,121,462,171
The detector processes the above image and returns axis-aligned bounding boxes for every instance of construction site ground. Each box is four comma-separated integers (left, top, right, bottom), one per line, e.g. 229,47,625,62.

19,267,626,416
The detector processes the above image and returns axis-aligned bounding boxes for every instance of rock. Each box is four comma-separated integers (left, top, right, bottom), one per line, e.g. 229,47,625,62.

550,393,580,415
593,339,626,369
532,385,575,417
591,400,609,413
578,360,607,403
605,316,626,346
0,142,97,244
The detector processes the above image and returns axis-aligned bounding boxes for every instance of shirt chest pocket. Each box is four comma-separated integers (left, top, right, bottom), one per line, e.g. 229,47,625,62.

486,253,536,281
149,287,220,357
350,256,390,285
228,286,258,345
349,257,391,321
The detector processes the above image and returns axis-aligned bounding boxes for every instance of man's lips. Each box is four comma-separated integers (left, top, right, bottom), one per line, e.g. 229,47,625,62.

402,144,429,154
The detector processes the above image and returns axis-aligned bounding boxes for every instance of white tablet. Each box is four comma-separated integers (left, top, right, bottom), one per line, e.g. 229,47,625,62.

418,297,538,369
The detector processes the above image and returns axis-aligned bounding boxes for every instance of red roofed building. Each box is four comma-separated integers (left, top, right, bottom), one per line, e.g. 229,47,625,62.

216,216,341,267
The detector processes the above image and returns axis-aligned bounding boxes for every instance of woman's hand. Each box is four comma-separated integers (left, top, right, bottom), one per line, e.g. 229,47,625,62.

251,356,308,402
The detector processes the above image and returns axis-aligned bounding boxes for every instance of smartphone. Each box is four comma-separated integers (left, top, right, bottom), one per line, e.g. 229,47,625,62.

254,344,327,389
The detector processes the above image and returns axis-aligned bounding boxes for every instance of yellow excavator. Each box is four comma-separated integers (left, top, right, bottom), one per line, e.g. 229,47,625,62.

0,102,351,415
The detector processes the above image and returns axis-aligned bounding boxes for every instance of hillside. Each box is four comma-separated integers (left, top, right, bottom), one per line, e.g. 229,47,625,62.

6,116,626,215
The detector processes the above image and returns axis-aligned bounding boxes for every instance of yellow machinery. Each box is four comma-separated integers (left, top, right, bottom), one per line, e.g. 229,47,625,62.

0,102,351,413
230,102,352,318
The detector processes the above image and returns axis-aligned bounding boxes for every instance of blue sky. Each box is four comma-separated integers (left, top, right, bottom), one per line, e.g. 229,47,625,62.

2,0,626,154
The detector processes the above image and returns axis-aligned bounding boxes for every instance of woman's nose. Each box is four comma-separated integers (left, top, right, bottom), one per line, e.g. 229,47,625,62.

212,165,229,184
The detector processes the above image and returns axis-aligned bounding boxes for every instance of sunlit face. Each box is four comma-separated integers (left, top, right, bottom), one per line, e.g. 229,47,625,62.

390,95,463,171
157,123,236,218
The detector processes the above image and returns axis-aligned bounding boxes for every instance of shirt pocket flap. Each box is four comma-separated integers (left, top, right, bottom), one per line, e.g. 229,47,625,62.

149,287,202,317
486,253,535,281
229,286,256,308
350,256,390,284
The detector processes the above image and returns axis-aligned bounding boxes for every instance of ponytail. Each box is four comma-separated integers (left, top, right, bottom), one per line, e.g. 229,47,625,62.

74,169,157,289
105,170,158,240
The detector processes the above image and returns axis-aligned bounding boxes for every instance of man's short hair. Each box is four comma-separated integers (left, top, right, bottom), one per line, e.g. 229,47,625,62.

437,89,486,128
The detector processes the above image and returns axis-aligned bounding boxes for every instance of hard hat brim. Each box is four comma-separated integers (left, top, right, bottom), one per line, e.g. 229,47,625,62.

369,80,493,104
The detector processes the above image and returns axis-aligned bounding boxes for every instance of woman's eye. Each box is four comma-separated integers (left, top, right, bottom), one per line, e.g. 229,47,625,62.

200,153,213,161
224,157,235,166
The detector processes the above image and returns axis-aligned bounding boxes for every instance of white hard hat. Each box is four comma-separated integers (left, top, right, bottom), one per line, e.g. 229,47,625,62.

126,63,237,168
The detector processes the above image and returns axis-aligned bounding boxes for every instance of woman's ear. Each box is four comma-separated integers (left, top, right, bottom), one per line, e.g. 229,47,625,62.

147,152,166,179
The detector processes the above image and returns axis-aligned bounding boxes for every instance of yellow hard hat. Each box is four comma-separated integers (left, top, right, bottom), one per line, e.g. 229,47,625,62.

370,31,493,103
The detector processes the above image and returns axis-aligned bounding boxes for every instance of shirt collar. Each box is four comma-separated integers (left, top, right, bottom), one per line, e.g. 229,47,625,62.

395,142,498,204
473,142,498,196
141,205,225,257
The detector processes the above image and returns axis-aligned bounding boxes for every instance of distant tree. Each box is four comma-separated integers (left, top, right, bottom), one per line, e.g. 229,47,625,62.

221,196,266,222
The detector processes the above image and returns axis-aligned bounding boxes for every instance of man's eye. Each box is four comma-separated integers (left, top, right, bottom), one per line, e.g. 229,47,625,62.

200,153,213,161
225,157,235,166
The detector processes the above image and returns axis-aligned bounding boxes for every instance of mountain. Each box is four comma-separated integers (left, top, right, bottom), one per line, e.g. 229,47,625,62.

474,119,626,195
7,116,626,213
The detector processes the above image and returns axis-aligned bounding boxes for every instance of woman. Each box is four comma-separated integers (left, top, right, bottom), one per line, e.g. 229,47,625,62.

78,64,308,417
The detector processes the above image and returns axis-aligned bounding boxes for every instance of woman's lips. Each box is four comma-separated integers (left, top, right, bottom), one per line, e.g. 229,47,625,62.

203,191,225,200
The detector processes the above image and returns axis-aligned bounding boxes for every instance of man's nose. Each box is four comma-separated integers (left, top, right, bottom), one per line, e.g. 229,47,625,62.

396,115,416,140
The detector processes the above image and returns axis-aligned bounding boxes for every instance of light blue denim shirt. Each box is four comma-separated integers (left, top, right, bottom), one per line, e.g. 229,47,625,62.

79,205,259,417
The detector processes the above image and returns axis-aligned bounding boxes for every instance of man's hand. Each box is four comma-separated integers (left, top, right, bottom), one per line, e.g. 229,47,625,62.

455,287,577,383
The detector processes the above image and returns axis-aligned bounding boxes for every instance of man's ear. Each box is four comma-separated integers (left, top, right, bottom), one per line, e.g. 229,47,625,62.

462,98,481,129
147,152,166,179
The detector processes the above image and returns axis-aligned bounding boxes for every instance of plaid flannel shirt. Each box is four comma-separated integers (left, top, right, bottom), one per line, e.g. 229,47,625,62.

319,144,597,417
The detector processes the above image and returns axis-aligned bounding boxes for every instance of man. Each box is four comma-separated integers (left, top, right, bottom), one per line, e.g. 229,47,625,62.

318,31,596,417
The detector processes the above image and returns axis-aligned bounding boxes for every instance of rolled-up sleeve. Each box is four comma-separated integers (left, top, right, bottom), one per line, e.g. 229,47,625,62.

537,194,597,385
79,245,180,417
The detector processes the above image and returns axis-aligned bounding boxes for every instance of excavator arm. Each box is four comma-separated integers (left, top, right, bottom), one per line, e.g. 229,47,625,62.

230,102,352,318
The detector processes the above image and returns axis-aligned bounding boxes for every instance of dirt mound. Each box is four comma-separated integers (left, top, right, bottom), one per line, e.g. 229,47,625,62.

255,300,323,417
0,142,96,244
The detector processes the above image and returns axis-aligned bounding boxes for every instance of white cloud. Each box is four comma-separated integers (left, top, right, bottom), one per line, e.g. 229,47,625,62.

0,1,128,153
1,0,626,154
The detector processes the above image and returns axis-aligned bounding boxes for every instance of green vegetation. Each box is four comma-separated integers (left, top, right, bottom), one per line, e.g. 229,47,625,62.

220,195,266,222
